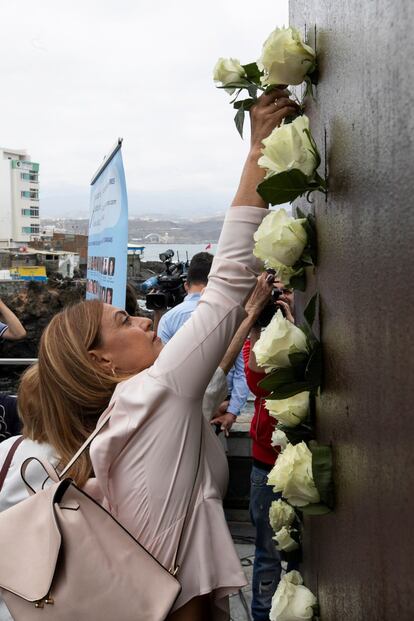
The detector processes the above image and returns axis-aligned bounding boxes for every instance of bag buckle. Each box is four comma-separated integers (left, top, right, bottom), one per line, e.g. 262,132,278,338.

169,565,179,577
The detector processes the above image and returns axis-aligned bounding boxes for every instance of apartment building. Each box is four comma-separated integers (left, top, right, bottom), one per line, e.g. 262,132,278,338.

0,147,40,248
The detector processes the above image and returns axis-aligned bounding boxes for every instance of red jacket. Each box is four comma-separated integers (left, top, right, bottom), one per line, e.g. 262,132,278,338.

243,339,280,466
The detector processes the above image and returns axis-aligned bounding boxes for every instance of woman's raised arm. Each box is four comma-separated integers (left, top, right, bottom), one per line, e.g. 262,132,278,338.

149,91,298,399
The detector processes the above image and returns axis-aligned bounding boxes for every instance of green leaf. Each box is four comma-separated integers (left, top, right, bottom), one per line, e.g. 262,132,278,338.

304,293,318,328
242,62,263,84
258,367,297,392
257,169,312,205
267,381,313,400
288,352,308,378
234,106,245,138
303,128,321,169
216,80,251,89
303,76,315,101
279,544,302,565
277,422,313,445
296,207,306,219
229,89,242,104
313,171,327,191
304,342,323,387
289,270,306,291
233,98,256,111
288,351,309,368
247,84,258,99
300,502,332,516
309,442,334,509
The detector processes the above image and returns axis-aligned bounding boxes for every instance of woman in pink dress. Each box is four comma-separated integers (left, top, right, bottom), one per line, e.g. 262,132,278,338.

17,90,297,620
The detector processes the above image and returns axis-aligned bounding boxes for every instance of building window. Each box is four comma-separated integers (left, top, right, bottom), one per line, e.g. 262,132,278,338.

22,225,40,234
21,172,38,183
21,208,39,217
21,190,39,200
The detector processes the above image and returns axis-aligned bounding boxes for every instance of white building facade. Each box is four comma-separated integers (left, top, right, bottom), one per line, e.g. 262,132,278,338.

0,148,40,248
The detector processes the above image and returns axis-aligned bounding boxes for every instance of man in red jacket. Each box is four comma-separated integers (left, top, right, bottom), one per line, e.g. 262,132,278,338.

243,287,294,621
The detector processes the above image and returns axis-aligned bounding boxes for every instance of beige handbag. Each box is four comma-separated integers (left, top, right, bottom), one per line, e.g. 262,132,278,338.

0,406,203,620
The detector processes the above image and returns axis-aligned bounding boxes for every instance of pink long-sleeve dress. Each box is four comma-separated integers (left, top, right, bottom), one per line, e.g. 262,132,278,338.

90,206,267,618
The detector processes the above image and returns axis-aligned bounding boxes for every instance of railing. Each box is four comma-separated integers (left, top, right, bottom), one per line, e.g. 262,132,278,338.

0,358,37,365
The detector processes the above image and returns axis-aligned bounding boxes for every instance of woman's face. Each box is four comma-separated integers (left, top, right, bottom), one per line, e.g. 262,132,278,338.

92,304,163,374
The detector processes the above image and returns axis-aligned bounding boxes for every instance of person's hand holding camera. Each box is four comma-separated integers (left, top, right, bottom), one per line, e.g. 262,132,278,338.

276,295,294,323
244,272,276,320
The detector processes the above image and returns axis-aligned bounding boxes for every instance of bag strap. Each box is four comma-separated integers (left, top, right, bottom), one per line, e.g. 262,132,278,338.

0,436,24,492
58,403,115,480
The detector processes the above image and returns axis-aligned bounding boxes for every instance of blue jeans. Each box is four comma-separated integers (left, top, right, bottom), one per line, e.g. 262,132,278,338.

249,464,282,621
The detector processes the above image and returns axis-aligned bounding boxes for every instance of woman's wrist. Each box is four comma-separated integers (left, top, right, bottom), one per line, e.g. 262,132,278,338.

231,151,268,208
248,145,263,162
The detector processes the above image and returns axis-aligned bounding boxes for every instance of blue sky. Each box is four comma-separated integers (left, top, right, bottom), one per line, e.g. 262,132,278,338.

0,0,289,218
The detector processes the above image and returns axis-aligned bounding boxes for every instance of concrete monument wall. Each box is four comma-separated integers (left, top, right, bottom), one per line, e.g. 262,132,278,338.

289,1,414,618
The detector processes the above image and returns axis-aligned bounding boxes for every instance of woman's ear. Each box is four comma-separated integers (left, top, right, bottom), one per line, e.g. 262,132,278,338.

88,349,114,374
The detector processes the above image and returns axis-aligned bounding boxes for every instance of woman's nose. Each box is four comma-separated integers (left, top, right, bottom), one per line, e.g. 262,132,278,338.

137,317,153,331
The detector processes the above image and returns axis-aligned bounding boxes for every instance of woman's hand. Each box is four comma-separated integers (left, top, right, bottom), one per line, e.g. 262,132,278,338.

231,90,299,209
249,89,299,157
276,299,294,324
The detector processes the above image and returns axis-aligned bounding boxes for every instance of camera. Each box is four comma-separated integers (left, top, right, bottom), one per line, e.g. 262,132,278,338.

255,270,288,328
143,250,188,311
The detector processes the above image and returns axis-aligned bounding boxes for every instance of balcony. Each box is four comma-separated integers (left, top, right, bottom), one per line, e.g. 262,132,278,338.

21,191,39,201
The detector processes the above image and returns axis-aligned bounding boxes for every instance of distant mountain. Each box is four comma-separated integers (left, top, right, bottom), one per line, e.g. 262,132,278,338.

40,186,230,220
41,214,225,243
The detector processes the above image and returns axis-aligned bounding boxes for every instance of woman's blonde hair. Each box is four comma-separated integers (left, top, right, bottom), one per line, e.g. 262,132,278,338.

18,300,127,487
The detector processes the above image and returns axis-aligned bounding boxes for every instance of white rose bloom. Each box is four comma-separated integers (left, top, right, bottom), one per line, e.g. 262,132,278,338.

269,498,295,532
253,208,307,267
267,441,320,507
259,26,315,86
274,526,299,552
270,571,317,621
253,310,308,371
258,115,317,179
268,259,298,287
271,429,289,451
266,391,310,428
213,57,246,94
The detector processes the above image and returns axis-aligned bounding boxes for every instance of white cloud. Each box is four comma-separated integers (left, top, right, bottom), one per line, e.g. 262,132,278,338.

0,0,289,216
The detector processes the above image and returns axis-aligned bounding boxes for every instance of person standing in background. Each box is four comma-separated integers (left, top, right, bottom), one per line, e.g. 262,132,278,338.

157,252,250,433
243,285,295,621
0,298,26,442
0,299,26,342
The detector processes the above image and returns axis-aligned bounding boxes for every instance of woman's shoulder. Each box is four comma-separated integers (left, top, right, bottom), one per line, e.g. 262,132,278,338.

0,436,57,467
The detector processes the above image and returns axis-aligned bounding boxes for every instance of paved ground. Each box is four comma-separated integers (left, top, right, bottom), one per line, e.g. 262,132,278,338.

228,521,255,621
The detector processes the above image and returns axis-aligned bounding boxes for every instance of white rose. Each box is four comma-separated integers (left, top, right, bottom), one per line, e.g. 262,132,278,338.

267,441,320,507
253,208,307,267
259,26,315,86
269,498,295,532
258,115,317,179
213,57,246,94
274,526,299,552
268,259,298,287
271,429,289,451
253,310,308,371
270,570,317,621
266,391,310,427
